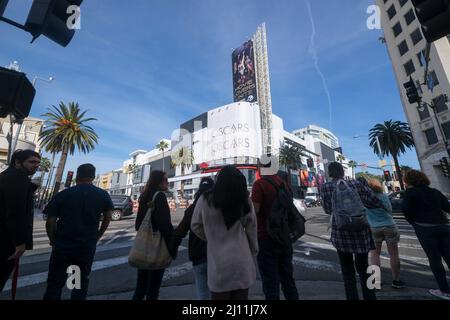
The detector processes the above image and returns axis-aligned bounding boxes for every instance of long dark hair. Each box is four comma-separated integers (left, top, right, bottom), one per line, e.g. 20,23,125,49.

140,170,166,203
205,165,251,229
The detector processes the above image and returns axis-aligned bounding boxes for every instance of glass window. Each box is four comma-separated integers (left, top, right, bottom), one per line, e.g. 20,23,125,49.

433,95,448,113
132,165,143,184
387,5,397,20
442,122,450,140
393,22,402,37
398,40,408,56
417,50,426,66
424,128,438,145
404,9,415,25
411,28,423,45
418,105,431,120
429,70,440,86
399,0,408,7
404,60,416,76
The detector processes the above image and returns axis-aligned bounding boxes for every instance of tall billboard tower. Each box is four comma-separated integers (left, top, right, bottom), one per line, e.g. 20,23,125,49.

253,23,273,155
232,23,273,155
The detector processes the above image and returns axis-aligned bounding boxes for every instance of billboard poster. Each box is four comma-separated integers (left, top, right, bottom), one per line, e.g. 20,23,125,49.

300,170,309,187
232,40,258,103
308,172,317,187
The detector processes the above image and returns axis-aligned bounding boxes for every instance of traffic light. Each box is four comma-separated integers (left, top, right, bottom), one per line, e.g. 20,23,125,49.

307,158,314,168
411,0,450,43
383,170,391,182
0,67,36,119
440,157,450,178
403,77,421,104
25,0,83,47
64,171,74,188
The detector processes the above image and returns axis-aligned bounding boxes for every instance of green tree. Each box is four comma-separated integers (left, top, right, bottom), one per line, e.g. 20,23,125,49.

37,156,51,185
355,171,384,184
156,140,170,172
279,144,306,181
369,120,414,190
171,146,194,199
40,102,98,197
336,154,346,163
348,160,357,179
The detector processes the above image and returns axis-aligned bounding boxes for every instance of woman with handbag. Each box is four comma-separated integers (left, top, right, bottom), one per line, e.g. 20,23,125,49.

191,165,258,300
131,170,176,300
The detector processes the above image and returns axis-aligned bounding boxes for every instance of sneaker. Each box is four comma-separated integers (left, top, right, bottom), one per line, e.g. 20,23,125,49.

392,280,405,289
429,289,450,300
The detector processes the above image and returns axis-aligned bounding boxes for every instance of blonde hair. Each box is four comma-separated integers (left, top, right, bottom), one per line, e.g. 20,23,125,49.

368,179,384,194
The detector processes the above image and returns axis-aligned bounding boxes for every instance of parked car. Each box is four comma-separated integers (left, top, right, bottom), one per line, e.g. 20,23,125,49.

293,198,307,215
388,191,405,217
110,195,134,221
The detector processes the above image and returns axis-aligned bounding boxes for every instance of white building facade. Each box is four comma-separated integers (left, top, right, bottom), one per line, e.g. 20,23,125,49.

377,0,450,193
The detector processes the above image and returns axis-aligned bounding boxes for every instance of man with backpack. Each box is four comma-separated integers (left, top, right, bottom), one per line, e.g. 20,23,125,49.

320,162,386,300
251,170,300,300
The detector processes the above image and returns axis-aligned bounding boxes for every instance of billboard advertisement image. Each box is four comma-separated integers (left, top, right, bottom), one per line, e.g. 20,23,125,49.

232,40,258,103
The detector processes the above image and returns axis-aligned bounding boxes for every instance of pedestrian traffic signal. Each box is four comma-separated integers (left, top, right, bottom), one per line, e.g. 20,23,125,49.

411,0,450,43
64,171,74,188
0,67,36,119
403,77,421,104
307,158,314,168
383,170,391,182
24,0,83,47
439,157,450,178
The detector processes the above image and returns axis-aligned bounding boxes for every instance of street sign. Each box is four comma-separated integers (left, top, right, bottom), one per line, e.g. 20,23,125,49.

378,159,387,167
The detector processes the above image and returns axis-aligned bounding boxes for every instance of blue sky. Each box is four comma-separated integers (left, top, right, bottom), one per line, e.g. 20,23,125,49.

1,0,420,176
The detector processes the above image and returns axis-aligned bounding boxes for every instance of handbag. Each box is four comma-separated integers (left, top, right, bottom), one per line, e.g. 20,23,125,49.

128,191,173,270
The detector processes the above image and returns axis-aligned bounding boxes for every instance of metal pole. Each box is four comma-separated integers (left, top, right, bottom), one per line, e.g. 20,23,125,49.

375,135,383,159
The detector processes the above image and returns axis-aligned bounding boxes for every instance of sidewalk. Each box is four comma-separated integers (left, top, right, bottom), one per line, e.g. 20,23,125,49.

89,280,436,300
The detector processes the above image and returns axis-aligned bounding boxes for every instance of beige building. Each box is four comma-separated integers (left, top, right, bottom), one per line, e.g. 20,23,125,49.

377,0,450,193
0,117,44,171
98,172,113,191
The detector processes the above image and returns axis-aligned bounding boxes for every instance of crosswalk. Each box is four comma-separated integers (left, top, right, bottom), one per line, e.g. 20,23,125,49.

2,216,430,296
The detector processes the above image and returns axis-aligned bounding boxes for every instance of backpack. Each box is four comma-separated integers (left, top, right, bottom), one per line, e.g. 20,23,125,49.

331,179,369,232
263,177,306,246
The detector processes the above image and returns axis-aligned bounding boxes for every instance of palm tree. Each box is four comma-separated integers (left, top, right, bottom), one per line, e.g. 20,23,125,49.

40,102,98,197
171,146,194,199
348,160,357,179
279,144,305,180
156,140,170,172
369,120,414,190
336,154,346,163
38,156,51,186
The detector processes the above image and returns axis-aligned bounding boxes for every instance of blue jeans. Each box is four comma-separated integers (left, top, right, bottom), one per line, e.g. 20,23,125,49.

257,238,299,300
43,246,96,300
193,263,210,300
132,269,165,300
414,224,450,293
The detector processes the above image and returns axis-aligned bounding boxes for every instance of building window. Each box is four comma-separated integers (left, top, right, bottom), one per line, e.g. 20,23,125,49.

424,128,438,145
399,0,408,7
404,9,415,25
393,22,402,37
132,165,143,184
428,70,440,86
387,5,397,20
442,122,450,140
433,95,448,113
417,50,426,66
404,60,416,76
398,40,408,56
411,28,423,45
418,105,431,120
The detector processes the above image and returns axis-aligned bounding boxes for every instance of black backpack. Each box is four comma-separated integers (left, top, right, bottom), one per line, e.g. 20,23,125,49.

263,177,306,246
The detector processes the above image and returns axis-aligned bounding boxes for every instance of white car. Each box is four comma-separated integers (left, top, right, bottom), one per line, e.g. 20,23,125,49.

293,198,307,215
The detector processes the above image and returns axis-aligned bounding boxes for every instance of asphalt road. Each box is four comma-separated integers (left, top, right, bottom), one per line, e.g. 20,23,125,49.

0,207,446,300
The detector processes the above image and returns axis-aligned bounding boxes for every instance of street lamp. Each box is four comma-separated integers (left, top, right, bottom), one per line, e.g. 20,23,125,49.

353,134,383,160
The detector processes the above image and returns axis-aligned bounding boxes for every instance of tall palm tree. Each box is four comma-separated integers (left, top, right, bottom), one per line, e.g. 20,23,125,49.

38,156,51,185
348,160,357,179
171,146,194,199
40,102,98,197
279,144,305,180
336,154,346,164
156,140,170,172
369,120,414,190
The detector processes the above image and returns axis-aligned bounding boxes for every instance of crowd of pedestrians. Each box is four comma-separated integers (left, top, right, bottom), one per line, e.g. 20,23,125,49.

0,150,449,300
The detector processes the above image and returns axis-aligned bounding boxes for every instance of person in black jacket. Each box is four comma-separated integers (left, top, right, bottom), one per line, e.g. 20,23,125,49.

402,170,450,300
133,170,176,300
0,150,41,292
173,177,214,300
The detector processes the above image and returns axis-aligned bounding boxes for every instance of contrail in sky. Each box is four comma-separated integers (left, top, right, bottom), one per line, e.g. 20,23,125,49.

305,0,333,130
